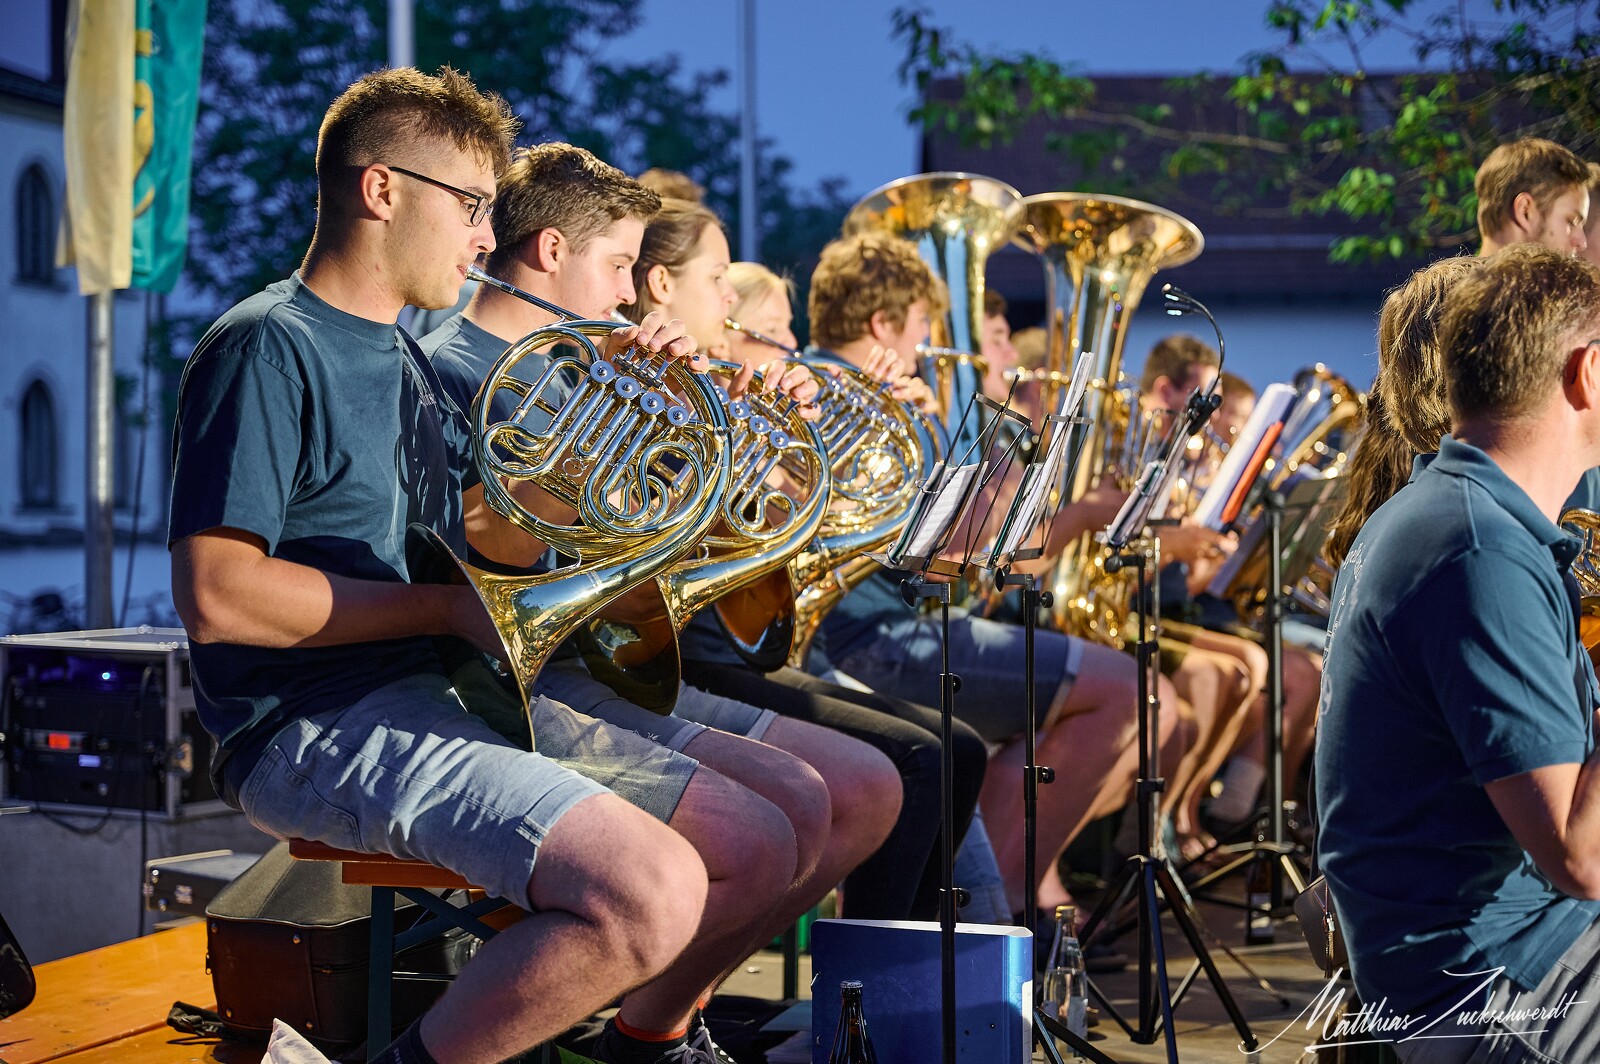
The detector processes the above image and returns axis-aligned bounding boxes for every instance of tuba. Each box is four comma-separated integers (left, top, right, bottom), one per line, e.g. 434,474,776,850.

842,172,1021,455
1012,192,1203,644
1271,364,1366,488
1213,365,1366,623
407,269,731,717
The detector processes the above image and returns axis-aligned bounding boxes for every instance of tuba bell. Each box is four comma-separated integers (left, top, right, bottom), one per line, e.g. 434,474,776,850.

1011,192,1203,644
842,171,1021,455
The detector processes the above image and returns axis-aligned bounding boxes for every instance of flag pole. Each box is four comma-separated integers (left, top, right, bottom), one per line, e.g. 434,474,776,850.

85,290,115,628
737,0,758,261
389,0,413,68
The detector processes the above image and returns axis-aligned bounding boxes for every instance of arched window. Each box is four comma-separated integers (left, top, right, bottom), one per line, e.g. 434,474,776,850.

16,163,54,284
20,380,57,509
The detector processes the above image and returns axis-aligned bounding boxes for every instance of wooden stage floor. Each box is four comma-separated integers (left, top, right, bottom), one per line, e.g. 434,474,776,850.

2,891,1337,1063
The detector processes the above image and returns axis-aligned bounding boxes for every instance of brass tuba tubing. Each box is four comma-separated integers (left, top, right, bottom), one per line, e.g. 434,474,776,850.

1011,191,1204,645
842,172,1021,455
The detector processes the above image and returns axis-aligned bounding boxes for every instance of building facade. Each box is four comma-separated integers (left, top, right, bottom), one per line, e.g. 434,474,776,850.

920,74,1439,395
0,1,167,632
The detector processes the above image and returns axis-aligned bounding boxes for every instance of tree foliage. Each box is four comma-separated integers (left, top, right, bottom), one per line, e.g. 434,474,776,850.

191,0,850,314
894,1,1600,262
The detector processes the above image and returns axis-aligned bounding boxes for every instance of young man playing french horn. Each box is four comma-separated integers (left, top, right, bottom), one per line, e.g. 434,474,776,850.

419,141,901,1064
168,68,730,1064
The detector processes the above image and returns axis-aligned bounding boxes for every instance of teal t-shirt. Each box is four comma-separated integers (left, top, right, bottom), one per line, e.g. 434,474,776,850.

169,274,477,805
1316,436,1600,1017
419,312,572,433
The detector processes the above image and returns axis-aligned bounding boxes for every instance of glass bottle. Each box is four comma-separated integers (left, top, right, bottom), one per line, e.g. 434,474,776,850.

826,979,879,1064
1040,904,1088,1039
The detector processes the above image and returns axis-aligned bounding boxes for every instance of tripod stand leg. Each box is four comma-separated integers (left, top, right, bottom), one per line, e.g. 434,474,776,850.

1185,852,1256,898
1278,851,1309,894
1081,859,1143,1041
1035,1008,1070,1064
1141,864,1180,1064
1037,1007,1124,1064
1152,860,1259,1051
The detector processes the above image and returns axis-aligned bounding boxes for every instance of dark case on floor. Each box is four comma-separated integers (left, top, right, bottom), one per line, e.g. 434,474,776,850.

205,842,476,1049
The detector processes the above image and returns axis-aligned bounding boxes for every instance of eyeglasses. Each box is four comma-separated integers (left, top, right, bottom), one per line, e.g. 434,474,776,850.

387,165,492,227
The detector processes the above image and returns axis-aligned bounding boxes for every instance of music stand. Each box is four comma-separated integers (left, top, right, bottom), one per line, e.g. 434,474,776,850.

870,393,1033,1064
1185,474,1348,913
1063,385,1262,1064
979,356,1123,1064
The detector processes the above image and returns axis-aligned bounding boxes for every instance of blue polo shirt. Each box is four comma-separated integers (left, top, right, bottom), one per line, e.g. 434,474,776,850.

1565,466,1600,517
1316,435,1600,1016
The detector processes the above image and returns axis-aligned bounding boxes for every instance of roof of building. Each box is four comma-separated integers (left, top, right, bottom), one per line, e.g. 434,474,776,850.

0,66,64,109
920,73,1437,307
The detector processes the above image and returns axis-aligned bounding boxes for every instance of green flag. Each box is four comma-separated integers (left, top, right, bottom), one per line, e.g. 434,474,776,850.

132,0,207,292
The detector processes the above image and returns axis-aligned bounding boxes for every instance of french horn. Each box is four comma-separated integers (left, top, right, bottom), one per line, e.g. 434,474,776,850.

407,267,732,720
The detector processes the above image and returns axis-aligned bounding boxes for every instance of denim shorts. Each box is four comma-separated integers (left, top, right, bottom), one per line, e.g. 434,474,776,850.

534,658,776,744
675,684,777,741
238,672,675,908
835,608,1085,745
533,658,706,751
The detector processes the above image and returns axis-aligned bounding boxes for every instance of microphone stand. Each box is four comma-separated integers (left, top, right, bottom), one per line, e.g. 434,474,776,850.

1070,294,1259,1063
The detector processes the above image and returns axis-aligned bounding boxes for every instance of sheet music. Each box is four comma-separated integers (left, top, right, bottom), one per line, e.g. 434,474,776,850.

892,461,986,564
1061,349,1095,422
994,465,1047,560
1192,382,1297,531
983,352,1096,567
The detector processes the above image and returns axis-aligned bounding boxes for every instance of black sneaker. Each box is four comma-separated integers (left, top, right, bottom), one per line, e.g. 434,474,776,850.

589,1019,707,1064
687,1012,739,1064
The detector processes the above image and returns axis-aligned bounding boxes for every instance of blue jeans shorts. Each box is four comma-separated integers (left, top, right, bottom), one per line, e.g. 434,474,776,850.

238,672,688,908
836,608,1086,746
533,658,776,747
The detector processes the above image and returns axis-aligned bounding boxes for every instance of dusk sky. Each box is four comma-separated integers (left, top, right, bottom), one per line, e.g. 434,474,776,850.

599,0,1511,197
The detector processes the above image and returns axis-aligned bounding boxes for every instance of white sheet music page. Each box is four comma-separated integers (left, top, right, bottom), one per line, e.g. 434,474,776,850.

901,461,986,561
988,352,1095,564
995,464,1047,560
1191,382,1297,531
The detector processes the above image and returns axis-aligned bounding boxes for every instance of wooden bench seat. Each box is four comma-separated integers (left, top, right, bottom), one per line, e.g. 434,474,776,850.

285,839,511,1061
285,838,483,891
0,921,212,1064
33,1023,257,1063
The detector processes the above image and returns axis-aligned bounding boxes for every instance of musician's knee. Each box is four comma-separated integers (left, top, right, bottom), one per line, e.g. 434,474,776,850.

529,793,707,975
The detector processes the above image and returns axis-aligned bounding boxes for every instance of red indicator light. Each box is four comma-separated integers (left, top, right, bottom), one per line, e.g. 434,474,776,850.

46,733,72,750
